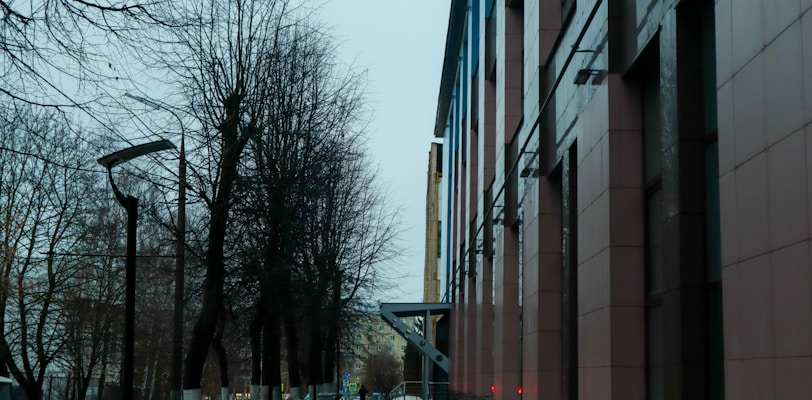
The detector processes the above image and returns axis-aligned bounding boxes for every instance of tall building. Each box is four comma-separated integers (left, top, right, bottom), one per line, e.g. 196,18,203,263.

424,142,443,304
434,0,812,398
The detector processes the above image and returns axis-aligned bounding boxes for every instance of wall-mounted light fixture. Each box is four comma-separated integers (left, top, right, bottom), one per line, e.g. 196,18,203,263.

520,166,539,178
574,68,601,85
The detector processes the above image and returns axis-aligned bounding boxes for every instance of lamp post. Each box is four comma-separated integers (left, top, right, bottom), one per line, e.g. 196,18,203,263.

124,93,187,400
97,139,176,400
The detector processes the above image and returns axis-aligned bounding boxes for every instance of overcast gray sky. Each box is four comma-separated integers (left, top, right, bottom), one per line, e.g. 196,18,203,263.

314,1,450,303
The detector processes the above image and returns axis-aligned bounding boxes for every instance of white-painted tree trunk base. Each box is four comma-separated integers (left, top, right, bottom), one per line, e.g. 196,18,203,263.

260,385,270,400
221,387,230,400
251,385,261,399
290,386,303,400
271,385,282,400
307,384,316,400
182,389,202,400
319,383,333,394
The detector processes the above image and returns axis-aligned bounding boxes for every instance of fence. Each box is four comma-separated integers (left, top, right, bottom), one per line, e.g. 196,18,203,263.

13,377,125,400
388,381,497,400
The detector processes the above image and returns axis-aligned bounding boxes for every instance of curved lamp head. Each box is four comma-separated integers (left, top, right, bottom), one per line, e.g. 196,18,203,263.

97,139,176,170
97,139,176,206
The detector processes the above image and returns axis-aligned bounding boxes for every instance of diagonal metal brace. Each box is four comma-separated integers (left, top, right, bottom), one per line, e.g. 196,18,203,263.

380,303,450,373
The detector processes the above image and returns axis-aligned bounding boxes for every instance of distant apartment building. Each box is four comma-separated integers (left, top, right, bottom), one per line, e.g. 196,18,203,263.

434,0,812,398
344,308,409,383
425,142,443,304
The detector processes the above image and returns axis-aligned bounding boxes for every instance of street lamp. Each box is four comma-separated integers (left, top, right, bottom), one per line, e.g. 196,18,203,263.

124,92,187,400
97,139,176,400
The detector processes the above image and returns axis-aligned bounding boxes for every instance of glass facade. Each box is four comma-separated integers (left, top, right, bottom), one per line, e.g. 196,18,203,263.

702,1,723,397
643,54,664,399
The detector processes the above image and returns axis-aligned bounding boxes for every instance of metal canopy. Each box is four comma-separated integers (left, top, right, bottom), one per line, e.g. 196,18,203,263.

380,302,450,373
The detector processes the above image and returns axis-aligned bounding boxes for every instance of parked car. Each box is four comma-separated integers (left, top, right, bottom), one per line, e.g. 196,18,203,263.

304,393,340,400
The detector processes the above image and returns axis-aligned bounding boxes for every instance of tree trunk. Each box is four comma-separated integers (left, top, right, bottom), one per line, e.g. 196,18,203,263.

21,383,40,400
283,313,302,396
250,299,263,388
307,326,323,389
183,209,226,390
77,377,90,400
261,311,281,394
183,91,245,391
212,315,229,390
322,324,337,394
322,280,340,393
98,336,109,400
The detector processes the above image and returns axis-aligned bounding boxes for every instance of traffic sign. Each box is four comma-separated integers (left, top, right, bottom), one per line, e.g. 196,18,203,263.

342,373,350,382
348,382,358,392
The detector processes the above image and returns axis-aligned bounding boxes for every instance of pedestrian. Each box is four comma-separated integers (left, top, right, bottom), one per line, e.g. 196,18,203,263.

358,384,369,400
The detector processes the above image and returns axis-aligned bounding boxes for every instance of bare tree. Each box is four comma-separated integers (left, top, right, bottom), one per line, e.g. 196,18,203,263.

296,144,402,395
57,205,126,400
144,1,299,397
401,340,422,382
221,14,404,400
222,10,405,398
361,351,402,400
0,106,104,400
0,0,167,112
231,17,368,398
120,3,404,400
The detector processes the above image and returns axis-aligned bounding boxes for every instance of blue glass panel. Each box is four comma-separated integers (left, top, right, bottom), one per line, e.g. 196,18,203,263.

705,143,721,281
471,0,480,76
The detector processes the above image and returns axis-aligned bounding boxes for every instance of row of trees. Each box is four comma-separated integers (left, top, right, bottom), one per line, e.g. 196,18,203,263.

0,0,402,399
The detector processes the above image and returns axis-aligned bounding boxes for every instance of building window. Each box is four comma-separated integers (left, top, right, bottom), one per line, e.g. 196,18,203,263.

561,144,578,400
401,345,406,351
379,326,384,331
390,335,395,341
437,221,442,258
641,47,664,399
485,3,496,82
701,1,723,397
